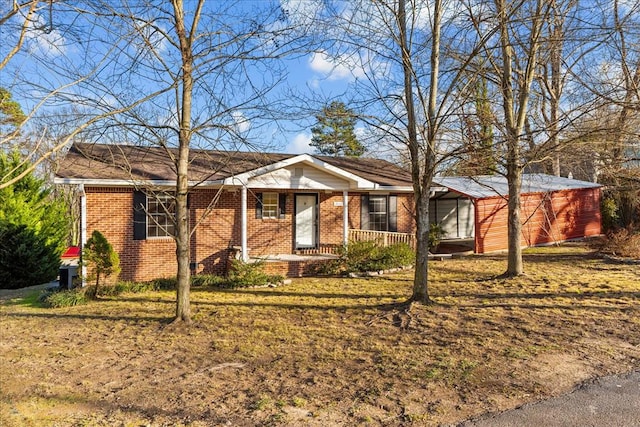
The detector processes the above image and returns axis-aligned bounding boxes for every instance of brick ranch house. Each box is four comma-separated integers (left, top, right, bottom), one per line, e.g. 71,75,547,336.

55,143,417,280
55,143,603,281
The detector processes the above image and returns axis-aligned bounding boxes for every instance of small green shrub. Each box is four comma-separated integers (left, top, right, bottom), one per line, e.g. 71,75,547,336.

336,240,381,272
429,223,445,250
40,288,88,308
227,260,283,288
375,243,415,269
82,230,120,297
601,197,620,232
321,241,416,275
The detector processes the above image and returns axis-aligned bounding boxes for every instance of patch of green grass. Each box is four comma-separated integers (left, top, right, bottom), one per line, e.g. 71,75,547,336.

2,290,45,308
251,395,273,411
292,396,307,407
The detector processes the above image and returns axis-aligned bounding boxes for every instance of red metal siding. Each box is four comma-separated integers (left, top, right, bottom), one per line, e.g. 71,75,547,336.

475,188,601,253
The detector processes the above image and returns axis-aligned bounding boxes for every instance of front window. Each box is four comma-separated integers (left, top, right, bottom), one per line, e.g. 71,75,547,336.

369,196,388,231
262,192,278,219
147,193,175,238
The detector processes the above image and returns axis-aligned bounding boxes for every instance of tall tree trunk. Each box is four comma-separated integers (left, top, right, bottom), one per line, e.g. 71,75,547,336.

412,189,431,303
496,0,543,276
506,162,523,275
172,0,201,323
397,0,434,304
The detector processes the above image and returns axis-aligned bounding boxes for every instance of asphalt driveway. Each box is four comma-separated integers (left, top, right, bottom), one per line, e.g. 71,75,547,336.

456,369,640,427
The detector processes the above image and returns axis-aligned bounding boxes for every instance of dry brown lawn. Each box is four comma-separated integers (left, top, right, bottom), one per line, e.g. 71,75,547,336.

1,243,639,426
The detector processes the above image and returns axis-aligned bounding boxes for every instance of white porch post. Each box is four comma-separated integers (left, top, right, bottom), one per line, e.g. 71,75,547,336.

343,190,349,246
241,185,248,262
79,184,87,287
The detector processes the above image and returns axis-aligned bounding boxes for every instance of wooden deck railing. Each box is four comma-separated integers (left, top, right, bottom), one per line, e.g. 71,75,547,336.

348,229,416,249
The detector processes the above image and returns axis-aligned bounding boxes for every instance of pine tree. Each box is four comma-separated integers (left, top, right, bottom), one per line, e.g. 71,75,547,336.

0,151,69,289
310,101,365,157
0,88,26,136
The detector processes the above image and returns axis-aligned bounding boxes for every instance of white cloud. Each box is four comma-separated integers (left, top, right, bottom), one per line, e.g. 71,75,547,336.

231,111,251,134
308,50,367,82
285,132,312,154
24,13,67,57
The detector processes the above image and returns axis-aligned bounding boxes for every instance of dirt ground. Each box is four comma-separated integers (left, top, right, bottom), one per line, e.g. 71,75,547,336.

1,244,639,426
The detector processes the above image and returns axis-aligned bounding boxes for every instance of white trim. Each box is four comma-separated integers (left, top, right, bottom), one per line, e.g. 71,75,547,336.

241,186,248,262
79,184,87,287
343,191,349,246
371,186,414,192
223,154,377,189
53,177,224,188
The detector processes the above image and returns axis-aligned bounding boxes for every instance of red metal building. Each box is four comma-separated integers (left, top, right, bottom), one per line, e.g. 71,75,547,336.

430,174,602,253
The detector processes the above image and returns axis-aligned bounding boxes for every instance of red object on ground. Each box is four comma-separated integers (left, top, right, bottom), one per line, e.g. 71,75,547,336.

61,246,80,258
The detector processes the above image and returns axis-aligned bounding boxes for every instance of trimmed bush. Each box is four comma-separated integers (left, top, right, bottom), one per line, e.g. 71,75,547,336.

83,230,120,297
374,243,415,270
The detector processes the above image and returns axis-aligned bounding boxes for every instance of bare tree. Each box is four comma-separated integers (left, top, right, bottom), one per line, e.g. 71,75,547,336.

0,0,41,71
74,0,299,322
5,0,305,322
313,0,488,302
461,0,552,276
1,1,162,189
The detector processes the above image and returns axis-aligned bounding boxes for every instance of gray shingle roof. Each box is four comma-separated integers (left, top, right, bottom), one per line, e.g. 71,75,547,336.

55,143,414,187
433,174,600,199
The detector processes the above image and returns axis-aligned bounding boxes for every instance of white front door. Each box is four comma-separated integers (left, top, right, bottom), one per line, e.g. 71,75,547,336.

295,194,317,249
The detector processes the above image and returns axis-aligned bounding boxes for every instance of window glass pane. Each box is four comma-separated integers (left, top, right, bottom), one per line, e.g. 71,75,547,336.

148,224,159,238
263,193,278,219
147,194,175,238
369,196,387,231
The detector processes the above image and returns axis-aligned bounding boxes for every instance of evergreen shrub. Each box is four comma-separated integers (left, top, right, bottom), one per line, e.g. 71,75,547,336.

0,222,61,289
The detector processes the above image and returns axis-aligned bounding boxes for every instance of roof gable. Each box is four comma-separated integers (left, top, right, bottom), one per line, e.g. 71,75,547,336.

226,154,378,189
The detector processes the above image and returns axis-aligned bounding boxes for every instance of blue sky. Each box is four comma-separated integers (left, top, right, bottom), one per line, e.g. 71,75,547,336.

0,0,373,156
4,0,635,161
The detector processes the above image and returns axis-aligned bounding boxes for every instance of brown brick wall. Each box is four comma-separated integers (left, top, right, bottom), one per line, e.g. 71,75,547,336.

85,187,177,282
396,193,416,233
84,187,416,281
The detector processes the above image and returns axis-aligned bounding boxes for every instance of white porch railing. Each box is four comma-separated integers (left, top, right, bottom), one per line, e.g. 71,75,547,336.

348,229,416,249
